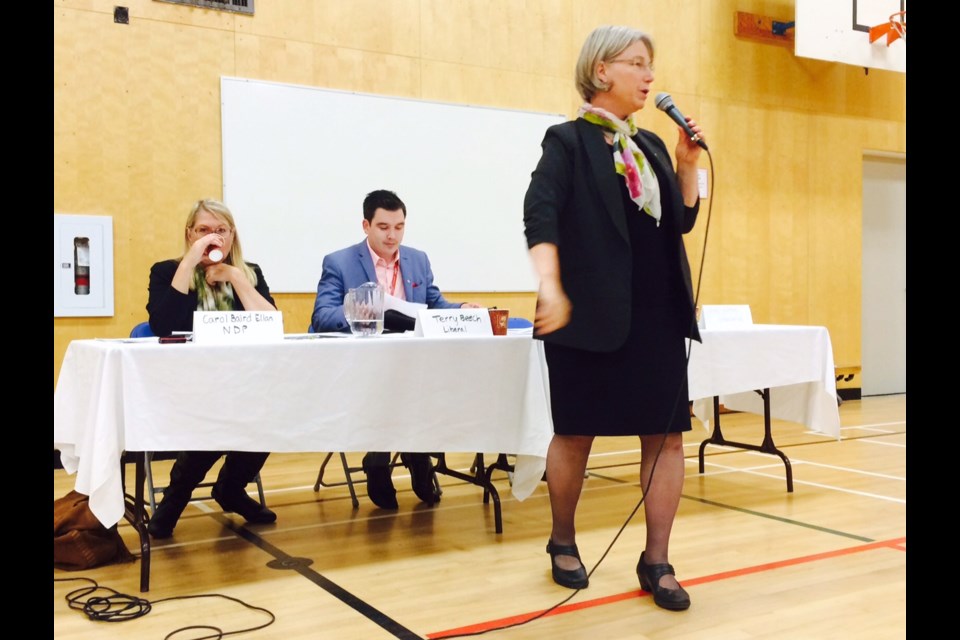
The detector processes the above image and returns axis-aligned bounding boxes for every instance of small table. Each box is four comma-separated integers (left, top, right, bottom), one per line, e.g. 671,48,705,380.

687,325,842,491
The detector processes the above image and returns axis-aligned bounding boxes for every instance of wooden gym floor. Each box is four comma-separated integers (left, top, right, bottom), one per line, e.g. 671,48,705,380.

54,393,906,639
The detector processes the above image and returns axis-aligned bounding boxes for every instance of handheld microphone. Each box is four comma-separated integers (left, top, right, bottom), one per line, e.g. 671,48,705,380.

654,93,708,150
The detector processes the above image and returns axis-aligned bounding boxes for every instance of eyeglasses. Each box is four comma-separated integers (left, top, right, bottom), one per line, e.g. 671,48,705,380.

607,58,655,73
191,226,232,237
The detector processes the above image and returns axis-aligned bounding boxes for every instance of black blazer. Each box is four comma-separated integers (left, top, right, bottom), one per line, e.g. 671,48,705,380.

147,259,275,337
523,118,700,352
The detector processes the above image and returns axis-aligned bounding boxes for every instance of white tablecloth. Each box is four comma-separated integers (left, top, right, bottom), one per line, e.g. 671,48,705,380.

54,334,554,527
55,324,840,527
688,324,841,438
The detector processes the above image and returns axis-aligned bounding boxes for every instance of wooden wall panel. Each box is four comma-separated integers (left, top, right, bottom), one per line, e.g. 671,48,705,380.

234,36,422,97
58,0,237,29
421,0,569,77
420,60,570,114
237,0,422,59
54,0,905,385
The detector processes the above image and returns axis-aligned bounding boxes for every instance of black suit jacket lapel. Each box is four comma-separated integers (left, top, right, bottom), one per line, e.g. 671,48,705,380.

576,119,630,245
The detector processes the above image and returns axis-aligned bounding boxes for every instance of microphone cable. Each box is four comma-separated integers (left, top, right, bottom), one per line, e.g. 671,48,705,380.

55,576,276,639
434,146,715,639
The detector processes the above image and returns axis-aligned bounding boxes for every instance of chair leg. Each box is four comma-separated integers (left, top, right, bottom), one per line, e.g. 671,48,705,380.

315,452,364,508
431,454,443,496
254,473,266,506
340,453,360,509
314,452,334,491
144,452,160,514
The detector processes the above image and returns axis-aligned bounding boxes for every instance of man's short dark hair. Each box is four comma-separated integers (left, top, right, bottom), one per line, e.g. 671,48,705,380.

363,189,407,222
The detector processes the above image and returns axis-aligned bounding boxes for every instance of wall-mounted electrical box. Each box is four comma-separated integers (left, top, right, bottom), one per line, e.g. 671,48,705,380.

54,214,114,317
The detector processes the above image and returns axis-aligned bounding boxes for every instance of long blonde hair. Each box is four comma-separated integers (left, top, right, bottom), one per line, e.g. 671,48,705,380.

182,199,258,289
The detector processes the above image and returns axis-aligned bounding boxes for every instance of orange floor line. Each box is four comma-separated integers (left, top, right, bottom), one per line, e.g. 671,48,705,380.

428,536,906,639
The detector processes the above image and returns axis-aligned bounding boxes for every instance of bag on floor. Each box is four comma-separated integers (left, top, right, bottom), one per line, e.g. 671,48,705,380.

54,490,135,571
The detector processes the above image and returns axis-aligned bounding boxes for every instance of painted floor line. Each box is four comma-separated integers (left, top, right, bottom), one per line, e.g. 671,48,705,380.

696,462,797,477
744,453,905,480
842,421,906,431
221,517,422,640
426,536,907,639
686,495,874,541
701,461,906,504
859,439,906,448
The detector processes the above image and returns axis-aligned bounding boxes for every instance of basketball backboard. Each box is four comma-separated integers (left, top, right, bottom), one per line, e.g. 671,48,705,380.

796,0,905,73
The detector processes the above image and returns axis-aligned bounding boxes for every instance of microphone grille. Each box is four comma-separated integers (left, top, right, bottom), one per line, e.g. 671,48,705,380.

654,92,673,111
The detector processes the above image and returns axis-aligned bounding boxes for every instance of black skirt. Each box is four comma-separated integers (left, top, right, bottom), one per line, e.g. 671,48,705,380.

545,178,692,437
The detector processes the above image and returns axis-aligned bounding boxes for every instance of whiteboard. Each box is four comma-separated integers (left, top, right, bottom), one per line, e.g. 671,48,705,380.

221,77,566,293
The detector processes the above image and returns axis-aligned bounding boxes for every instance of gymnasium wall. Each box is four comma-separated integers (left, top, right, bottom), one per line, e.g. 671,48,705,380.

53,0,906,385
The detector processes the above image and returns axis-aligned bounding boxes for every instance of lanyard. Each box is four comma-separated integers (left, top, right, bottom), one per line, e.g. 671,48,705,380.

380,260,400,297
389,261,400,296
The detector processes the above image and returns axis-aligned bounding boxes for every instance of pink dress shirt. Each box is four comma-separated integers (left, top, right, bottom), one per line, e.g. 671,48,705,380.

367,242,406,300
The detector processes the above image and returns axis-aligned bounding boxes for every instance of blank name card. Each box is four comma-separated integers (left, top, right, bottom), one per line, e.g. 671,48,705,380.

698,305,753,330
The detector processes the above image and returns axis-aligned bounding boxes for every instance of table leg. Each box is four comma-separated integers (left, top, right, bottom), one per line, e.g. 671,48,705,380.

698,391,794,492
433,453,504,534
121,455,152,592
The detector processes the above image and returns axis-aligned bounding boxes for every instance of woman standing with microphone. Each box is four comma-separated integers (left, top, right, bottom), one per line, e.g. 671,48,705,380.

524,25,705,610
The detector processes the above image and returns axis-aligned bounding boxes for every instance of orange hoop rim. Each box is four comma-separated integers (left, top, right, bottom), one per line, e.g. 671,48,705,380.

890,10,906,40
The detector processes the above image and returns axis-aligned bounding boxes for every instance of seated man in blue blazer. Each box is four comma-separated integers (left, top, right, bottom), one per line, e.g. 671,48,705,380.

311,189,479,509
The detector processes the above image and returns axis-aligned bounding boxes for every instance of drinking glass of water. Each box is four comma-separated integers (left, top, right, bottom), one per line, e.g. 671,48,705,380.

345,283,384,336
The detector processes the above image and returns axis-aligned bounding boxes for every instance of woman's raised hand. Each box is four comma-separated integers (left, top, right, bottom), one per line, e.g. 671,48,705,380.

184,233,225,268
675,116,705,166
534,281,572,335
203,262,240,288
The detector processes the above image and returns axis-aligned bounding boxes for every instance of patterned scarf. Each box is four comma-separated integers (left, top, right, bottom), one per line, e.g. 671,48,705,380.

578,103,662,225
192,268,236,311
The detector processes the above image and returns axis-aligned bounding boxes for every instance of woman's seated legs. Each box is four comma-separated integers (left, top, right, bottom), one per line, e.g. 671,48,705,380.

211,452,275,524
147,451,274,539
147,450,222,538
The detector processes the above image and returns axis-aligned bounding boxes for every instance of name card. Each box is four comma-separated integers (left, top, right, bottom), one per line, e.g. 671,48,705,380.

698,305,753,330
415,309,494,338
192,310,284,344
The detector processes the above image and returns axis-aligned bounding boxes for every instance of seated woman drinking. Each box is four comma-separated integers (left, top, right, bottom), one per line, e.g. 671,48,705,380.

145,198,277,539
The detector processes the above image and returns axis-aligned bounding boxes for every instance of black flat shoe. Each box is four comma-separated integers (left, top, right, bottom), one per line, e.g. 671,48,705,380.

212,486,277,524
363,459,398,510
637,551,690,611
147,493,190,539
546,539,589,589
401,453,441,505
146,516,174,539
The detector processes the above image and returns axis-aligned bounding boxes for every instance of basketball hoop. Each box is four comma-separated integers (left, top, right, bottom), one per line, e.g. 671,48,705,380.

869,11,906,46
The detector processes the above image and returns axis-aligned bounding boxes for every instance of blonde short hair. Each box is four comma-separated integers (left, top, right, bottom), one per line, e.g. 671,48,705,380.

575,25,654,102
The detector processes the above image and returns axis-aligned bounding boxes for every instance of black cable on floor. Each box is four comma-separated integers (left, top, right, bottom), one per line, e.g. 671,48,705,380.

55,577,275,639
